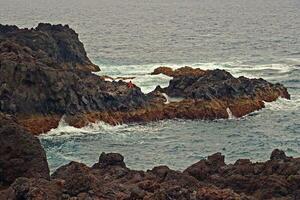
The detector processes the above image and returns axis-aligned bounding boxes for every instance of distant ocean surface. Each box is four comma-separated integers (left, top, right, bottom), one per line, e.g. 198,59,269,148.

1,0,299,172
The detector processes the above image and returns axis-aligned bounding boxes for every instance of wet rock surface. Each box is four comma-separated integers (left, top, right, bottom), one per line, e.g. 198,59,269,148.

2,148,300,199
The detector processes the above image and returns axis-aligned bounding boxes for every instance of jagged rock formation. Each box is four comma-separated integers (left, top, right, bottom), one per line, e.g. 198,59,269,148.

0,23,99,72
151,66,206,77
184,149,300,199
66,66,290,128
158,68,289,101
1,148,300,199
0,118,299,199
0,24,291,134
150,66,290,118
0,113,49,187
0,23,149,134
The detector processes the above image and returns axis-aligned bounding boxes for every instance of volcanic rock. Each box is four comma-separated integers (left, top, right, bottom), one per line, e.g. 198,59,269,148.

160,68,290,101
151,66,206,77
0,113,49,187
1,149,300,199
0,23,149,134
0,24,291,135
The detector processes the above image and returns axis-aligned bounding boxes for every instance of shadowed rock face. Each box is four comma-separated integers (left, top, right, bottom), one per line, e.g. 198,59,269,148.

1,150,300,199
0,23,99,72
153,67,290,101
0,113,49,187
0,23,149,129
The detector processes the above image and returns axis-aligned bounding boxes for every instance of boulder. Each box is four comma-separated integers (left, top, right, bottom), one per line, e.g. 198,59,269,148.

93,152,126,168
0,113,50,187
270,149,288,161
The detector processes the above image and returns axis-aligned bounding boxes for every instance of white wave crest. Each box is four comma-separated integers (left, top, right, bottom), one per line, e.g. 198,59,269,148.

226,107,236,119
39,116,127,139
264,97,300,111
161,93,184,104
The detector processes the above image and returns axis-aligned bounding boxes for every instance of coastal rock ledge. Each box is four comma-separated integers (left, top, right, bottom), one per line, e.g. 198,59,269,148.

0,23,290,135
1,114,300,199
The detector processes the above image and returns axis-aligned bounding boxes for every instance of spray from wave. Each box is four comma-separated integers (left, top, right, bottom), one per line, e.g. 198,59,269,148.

40,116,128,139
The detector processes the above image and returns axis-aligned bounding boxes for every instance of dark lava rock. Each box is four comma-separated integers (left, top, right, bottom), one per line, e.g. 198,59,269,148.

270,149,288,161
0,23,99,72
0,177,63,200
0,23,149,116
160,69,290,101
94,152,126,168
184,150,300,199
0,113,50,187
2,150,300,199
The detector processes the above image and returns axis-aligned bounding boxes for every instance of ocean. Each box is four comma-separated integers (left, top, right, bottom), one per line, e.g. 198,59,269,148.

1,0,299,172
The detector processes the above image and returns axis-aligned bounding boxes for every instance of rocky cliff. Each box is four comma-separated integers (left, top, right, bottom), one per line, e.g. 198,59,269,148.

0,23,149,134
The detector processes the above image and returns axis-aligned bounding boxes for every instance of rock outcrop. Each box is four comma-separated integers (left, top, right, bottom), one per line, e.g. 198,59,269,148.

151,66,206,77
0,23,99,72
0,23,149,134
184,149,300,199
0,118,298,200
1,149,300,199
158,68,290,101
0,113,49,188
150,66,290,118
0,24,291,134
63,65,290,128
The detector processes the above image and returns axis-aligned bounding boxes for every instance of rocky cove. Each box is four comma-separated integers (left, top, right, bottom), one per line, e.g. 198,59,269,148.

0,23,297,199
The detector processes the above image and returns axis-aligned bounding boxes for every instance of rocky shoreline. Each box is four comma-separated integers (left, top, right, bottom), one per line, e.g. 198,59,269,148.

0,23,290,135
0,23,297,199
1,113,300,199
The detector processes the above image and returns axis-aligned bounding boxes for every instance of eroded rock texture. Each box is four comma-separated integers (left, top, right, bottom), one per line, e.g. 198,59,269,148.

1,150,300,199
0,24,149,134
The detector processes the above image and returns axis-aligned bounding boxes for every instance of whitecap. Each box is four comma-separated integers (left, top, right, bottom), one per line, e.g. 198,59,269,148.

39,116,127,139
226,107,236,119
161,93,184,104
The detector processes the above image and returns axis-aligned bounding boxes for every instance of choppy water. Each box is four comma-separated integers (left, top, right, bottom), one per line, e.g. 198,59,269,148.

1,0,299,172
